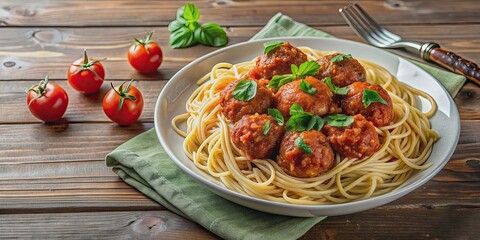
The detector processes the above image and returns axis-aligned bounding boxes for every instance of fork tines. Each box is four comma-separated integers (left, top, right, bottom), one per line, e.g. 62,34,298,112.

339,3,401,47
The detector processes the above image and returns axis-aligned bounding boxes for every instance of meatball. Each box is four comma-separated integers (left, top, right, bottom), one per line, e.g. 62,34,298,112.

231,114,285,160
274,76,339,119
220,79,273,122
322,114,380,159
277,130,335,178
341,82,394,127
248,42,307,80
316,53,366,87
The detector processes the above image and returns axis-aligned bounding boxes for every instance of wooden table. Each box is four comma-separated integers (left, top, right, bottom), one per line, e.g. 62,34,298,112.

1,1,479,239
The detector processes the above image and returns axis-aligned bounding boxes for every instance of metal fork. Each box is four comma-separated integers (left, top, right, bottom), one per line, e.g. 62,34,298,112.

340,3,480,85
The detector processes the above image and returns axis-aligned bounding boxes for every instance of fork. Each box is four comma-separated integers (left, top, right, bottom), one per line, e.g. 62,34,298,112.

340,3,480,85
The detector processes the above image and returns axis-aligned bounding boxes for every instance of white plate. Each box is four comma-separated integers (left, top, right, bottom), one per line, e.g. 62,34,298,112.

154,37,460,217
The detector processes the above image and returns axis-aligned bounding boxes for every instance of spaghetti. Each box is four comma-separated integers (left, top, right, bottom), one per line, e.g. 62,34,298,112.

172,47,439,204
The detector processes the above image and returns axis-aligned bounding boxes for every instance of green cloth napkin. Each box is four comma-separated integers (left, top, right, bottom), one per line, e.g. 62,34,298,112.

106,13,466,240
106,129,322,240
252,13,466,96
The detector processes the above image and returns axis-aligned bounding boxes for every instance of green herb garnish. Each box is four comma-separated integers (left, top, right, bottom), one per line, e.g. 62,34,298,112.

263,41,284,54
295,137,313,154
286,104,324,131
362,89,388,107
262,120,272,135
289,103,304,115
330,53,352,63
267,108,284,126
267,74,295,89
233,80,257,101
299,79,317,95
324,114,354,127
267,61,320,90
293,60,320,78
169,3,228,48
325,77,349,95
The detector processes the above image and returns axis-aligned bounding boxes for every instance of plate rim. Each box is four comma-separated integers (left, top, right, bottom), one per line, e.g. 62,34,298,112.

154,36,460,214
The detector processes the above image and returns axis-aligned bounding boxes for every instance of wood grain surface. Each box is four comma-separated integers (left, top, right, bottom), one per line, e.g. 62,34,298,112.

1,0,479,239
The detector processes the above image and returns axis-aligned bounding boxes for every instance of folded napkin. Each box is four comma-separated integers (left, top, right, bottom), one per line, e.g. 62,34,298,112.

106,13,466,240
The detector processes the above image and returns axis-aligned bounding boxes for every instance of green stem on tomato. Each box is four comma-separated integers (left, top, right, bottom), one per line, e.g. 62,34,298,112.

26,75,50,106
111,79,137,111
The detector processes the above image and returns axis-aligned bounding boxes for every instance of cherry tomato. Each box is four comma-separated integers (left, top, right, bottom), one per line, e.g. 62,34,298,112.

27,75,69,122
67,49,105,94
128,32,163,73
103,80,144,125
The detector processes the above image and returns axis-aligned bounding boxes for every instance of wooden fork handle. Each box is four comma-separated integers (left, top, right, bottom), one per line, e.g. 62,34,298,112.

429,47,480,85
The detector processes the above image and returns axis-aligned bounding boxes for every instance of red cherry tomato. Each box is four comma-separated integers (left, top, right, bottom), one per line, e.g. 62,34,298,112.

67,49,105,94
27,76,68,122
103,80,144,125
128,32,163,73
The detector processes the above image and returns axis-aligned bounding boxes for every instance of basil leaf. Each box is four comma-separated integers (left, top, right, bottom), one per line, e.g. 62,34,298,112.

289,103,304,115
290,64,299,76
168,20,184,32
169,26,196,49
286,113,310,131
330,53,352,63
263,40,283,54
176,5,187,24
362,88,388,107
233,80,257,101
267,74,295,89
183,3,200,22
311,115,324,131
325,77,349,95
296,60,320,78
295,137,313,154
194,22,228,47
324,114,354,127
299,79,317,95
267,108,284,126
262,120,272,135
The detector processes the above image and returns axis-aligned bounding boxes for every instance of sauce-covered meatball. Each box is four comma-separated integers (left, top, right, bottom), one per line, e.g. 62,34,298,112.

274,76,339,119
276,130,335,178
248,42,307,80
231,114,285,160
341,82,394,127
316,53,366,87
322,114,380,159
220,79,273,122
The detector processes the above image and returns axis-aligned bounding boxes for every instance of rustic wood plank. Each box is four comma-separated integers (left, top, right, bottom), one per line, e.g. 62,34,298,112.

0,123,152,164
2,78,480,124
0,208,477,239
1,24,479,80
0,210,219,239
303,208,480,240
0,0,479,27
0,81,165,123
0,122,478,211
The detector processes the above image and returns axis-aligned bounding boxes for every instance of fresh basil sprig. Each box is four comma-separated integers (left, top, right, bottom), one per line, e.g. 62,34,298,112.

267,108,284,126
267,61,320,90
286,104,324,131
330,53,352,63
169,3,228,48
299,79,317,95
233,80,257,101
325,77,349,95
262,120,272,135
263,41,284,54
324,114,354,127
295,137,313,154
267,74,295,89
362,89,388,107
